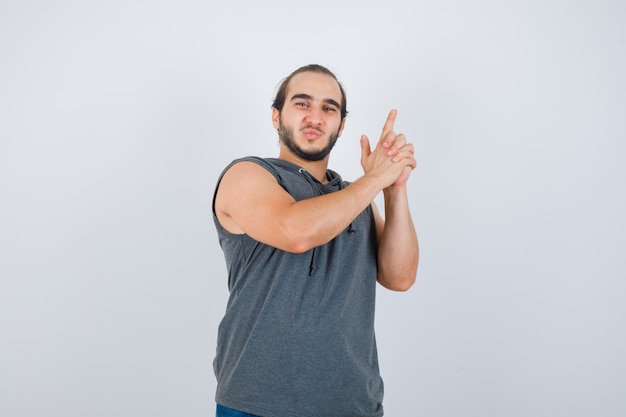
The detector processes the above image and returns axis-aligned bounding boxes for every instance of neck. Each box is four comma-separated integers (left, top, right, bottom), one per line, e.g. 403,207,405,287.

278,149,330,184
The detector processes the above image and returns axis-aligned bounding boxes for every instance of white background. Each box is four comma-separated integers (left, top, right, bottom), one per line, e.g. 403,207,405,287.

1,1,624,416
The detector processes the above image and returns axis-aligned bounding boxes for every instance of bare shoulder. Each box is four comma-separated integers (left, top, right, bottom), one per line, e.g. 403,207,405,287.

218,160,274,190
215,160,295,235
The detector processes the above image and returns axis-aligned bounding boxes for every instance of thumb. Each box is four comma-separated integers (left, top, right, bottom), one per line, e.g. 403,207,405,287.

360,135,371,167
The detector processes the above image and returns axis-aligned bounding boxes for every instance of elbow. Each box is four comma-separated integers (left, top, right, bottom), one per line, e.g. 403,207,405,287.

381,275,416,292
395,278,416,292
377,271,417,292
276,223,318,254
282,239,314,254
377,262,418,292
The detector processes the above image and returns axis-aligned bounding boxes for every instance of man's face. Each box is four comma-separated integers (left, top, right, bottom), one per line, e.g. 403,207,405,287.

272,72,345,162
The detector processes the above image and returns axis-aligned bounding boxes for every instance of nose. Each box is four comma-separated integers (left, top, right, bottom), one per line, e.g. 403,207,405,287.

305,106,323,127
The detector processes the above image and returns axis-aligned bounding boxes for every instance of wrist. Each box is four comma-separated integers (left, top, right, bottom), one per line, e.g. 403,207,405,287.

383,184,408,197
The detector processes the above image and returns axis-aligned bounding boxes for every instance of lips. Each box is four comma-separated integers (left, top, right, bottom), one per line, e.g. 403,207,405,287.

302,127,323,139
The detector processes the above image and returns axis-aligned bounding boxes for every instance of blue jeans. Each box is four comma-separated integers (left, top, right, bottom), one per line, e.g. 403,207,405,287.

216,404,261,417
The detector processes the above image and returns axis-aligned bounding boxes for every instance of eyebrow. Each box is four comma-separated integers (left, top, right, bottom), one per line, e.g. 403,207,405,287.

290,93,341,111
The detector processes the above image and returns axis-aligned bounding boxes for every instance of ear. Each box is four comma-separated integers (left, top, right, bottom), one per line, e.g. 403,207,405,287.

272,108,280,129
337,118,346,137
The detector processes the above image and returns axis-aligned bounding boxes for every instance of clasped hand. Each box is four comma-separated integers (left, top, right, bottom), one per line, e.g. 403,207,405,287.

360,109,416,188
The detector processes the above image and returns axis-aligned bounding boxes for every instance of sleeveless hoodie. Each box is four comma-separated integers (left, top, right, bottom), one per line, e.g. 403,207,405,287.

212,157,383,417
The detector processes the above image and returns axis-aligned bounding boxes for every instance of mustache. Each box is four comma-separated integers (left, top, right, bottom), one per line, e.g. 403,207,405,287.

302,125,323,133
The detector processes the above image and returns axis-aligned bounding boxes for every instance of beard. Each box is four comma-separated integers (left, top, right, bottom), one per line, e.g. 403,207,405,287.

278,119,340,162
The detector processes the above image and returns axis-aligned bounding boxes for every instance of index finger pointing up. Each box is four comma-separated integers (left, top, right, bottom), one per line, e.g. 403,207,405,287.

382,109,398,137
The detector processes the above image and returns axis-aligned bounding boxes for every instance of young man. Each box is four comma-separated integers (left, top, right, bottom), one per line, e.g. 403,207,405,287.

212,64,419,417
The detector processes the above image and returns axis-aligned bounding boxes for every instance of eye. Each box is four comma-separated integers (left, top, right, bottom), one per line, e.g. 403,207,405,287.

324,106,337,112
295,102,309,108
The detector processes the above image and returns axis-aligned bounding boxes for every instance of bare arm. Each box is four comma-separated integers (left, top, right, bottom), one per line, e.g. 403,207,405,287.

214,161,400,253
373,184,419,291
363,111,419,291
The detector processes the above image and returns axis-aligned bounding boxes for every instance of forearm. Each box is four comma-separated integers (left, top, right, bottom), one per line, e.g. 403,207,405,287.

376,185,419,291
279,174,386,253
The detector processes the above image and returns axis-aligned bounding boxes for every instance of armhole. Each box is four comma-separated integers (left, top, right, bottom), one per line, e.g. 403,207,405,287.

212,157,282,215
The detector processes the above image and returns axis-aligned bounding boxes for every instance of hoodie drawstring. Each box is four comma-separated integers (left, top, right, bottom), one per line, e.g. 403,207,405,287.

297,167,356,275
